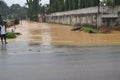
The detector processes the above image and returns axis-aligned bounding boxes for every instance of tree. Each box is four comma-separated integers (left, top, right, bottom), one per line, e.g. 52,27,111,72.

18,6,28,19
26,0,41,21
48,0,56,13
79,0,86,8
48,0,53,13
10,4,21,19
102,0,119,6
57,0,64,12
64,0,70,10
48,0,64,13
8,4,27,19
91,0,99,7
75,0,79,9
69,0,76,10
115,0,120,5
0,1,27,20
48,0,120,13
104,0,120,6
0,0,9,18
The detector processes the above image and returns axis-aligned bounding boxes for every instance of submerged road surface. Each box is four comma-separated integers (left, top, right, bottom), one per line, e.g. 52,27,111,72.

0,21,120,80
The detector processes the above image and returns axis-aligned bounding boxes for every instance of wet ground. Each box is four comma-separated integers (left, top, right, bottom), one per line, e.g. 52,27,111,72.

0,21,120,80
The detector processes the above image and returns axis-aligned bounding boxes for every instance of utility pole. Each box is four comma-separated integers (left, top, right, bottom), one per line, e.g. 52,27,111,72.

98,0,101,14
97,0,102,28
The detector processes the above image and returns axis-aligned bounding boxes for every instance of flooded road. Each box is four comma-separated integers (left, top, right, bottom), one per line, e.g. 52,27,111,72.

10,20,120,46
0,20,120,80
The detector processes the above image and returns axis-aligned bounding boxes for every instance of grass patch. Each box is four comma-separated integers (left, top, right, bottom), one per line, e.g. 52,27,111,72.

6,32,17,38
81,24,101,33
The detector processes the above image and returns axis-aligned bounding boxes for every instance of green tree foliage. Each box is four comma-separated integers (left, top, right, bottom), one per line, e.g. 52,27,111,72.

66,0,99,11
40,4,49,14
103,0,114,6
103,0,120,6
26,0,41,21
115,0,120,5
49,0,64,13
57,0,64,12
64,0,70,10
79,0,86,8
19,7,28,19
49,0,58,13
0,0,9,18
91,0,99,6
75,0,79,9
48,0,120,13
64,0,76,10
10,4,21,19
0,1,27,20
8,4,27,19
70,0,76,10
48,0,53,13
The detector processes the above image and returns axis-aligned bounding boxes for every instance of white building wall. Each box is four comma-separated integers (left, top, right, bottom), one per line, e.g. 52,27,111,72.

45,6,120,27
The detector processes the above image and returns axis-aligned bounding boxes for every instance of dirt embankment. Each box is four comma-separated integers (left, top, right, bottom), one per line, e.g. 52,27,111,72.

100,26,120,33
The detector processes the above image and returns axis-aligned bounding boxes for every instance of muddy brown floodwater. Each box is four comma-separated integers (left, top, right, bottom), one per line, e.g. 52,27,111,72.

8,20,120,46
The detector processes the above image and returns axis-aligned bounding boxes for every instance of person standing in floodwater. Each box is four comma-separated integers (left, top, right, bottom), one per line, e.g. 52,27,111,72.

0,21,8,45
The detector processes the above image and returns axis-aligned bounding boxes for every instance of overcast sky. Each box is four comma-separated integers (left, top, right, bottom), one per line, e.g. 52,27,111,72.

4,0,49,6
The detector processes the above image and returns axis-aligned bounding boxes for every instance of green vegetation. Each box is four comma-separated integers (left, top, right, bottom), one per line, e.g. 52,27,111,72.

1,0,120,21
9,4,27,19
26,0,41,21
81,25,101,33
72,24,101,33
103,0,120,6
0,1,9,18
0,0,49,21
48,0,120,13
6,32,16,38
49,0,99,13
0,0,27,20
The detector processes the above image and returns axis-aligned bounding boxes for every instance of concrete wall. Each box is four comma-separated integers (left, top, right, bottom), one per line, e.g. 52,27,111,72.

45,7,98,27
45,6,120,27
45,14,97,27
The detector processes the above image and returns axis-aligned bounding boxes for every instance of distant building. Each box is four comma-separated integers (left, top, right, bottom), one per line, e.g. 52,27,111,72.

45,6,120,27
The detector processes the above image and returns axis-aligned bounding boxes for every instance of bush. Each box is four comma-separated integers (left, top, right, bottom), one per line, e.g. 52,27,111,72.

81,24,101,33
72,23,102,33
6,32,16,38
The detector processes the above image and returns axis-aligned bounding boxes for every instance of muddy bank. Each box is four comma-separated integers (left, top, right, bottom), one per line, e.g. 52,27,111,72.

7,20,120,46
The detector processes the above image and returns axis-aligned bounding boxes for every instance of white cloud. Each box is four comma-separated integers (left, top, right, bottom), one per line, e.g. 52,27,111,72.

41,0,49,5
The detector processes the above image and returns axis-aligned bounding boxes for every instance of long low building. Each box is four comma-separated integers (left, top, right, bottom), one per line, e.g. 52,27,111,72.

45,6,120,27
